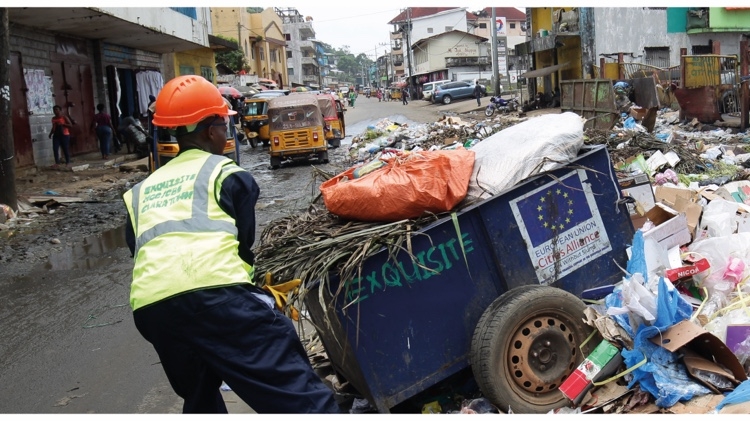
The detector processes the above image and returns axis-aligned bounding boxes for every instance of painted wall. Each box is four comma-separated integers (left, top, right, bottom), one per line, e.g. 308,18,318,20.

411,9,469,45
170,48,216,83
709,7,750,29
530,8,553,33
593,8,689,67
413,32,486,74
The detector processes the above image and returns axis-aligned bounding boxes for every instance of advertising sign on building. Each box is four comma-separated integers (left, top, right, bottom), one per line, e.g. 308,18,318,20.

496,16,507,36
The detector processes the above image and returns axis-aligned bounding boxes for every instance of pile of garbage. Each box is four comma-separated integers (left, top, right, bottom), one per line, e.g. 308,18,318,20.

263,107,750,414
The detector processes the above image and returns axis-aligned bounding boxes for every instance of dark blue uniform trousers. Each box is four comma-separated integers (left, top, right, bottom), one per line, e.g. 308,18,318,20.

133,284,340,413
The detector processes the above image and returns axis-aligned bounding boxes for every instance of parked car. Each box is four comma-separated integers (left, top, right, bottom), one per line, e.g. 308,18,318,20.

431,81,486,105
422,79,450,101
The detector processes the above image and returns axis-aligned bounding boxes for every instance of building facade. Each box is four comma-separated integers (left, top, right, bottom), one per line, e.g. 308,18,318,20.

276,7,319,89
210,7,288,87
412,30,489,96
8,7,210,169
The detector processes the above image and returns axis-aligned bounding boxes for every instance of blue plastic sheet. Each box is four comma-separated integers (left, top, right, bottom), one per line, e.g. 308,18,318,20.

716,379,750,411
623,117,637,129
607,230,710,407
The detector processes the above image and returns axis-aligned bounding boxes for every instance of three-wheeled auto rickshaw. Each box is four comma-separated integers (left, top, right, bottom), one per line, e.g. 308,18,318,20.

267,93,328,169
242,96,271,148
316,93,346,148
389,87,402,101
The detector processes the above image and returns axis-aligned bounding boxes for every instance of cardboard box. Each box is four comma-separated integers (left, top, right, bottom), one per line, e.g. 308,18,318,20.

641,203,692,249
664,258,710,282
654,186,703,239
650,320,748,384
559,340,621,405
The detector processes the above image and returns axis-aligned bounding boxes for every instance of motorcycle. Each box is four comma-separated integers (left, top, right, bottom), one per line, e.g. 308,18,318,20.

485,96,519,117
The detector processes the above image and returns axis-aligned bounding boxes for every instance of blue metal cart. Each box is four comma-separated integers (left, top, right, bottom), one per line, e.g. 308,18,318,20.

306,145,635,413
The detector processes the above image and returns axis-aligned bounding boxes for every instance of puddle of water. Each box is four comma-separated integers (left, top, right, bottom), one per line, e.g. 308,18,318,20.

44,224,128,271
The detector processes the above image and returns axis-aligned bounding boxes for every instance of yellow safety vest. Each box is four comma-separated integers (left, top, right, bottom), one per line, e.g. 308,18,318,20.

123,149,254,310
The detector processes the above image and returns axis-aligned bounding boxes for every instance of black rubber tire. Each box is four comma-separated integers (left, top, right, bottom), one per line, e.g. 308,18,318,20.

485,106,495,117
442,95,452,105
329,139,341,148
263,140,270,147
318,151,329,163
250,137,259,148
470,286,594,414
270,156,281,169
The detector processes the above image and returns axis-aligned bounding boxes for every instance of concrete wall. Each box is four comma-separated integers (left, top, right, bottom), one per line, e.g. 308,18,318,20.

594,8,690,67
98,7,210,47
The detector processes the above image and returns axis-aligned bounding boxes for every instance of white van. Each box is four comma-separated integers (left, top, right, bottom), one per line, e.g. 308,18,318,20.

422,80,450,101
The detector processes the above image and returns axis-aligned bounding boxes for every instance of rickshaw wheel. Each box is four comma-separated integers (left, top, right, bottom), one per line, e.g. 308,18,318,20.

470,286,594,414
250,137,259,148
270,156,281,169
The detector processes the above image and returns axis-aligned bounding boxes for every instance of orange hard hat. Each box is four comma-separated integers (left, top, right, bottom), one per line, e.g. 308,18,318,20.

152,75,236,128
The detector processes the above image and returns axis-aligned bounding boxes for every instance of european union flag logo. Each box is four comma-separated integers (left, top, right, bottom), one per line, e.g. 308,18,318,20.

516,175,592,248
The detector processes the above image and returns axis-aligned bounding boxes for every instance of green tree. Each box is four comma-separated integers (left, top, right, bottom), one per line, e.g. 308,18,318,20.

214,35,248,72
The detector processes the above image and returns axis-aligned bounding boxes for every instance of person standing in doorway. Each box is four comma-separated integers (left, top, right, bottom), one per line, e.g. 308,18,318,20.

122,75,339,414
474,81,483,107
91,103,118,160
49,105,72,168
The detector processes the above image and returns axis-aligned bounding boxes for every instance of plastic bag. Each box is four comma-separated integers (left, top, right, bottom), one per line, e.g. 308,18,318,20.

464,112,584,200
320,149,475,222
459,398,500,414
698,199,739,238
716,379,750,411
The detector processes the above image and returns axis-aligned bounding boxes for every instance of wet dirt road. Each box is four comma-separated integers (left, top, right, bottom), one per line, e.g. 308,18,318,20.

0,94,475,414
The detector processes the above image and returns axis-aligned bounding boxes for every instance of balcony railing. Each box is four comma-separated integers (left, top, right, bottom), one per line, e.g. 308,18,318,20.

686,8,709,30
302,74,318,82
301,56,318,65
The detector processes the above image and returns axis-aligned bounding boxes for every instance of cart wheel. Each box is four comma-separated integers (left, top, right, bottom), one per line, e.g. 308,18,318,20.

250,137,259,148
470,285,594,414
329,139,341,148
318,151,329,163
263,140,270,147
270,156,281,169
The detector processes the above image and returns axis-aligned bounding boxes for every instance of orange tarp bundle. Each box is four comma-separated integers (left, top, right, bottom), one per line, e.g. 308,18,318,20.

320,149,475,222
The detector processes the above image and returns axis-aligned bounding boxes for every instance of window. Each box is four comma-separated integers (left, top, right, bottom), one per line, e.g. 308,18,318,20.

287,51,293,59
445,26,453,32
288,68,294,76
179,65,195,75
200,66,214,82
271,49,277,63
479,23,487,29
284,33,291,41
510,23,516,29
251,47,255,60
260,47,265,61
427,28,433,33
645,47,670,67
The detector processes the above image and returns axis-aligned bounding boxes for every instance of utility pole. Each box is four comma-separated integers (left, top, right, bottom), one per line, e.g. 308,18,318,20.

491,8,499,95
0,8,18,212
405,7,414,99
237,21,242,54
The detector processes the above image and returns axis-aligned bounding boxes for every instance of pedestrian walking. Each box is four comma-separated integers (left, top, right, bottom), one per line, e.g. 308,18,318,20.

402,87,409,105
48,105,72,168
122,75,340,414
91,103,118,159
474,81,482,107
377,88,382,102
349,90,356,108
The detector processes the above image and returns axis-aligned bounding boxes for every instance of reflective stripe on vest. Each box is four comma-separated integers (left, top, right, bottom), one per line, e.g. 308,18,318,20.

129,154,237,257
124,150,253,310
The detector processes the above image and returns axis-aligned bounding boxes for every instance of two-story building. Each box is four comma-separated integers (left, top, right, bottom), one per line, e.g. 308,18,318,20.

412,30,489,95
8,7,213,170
388,7,479,95
470,7,529,85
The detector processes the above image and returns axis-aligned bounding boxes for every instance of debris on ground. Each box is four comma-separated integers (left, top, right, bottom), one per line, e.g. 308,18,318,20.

253,105,750,414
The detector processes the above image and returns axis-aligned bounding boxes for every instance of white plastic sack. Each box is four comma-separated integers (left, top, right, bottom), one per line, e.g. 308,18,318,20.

465,112,584,200
699,199,740,238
